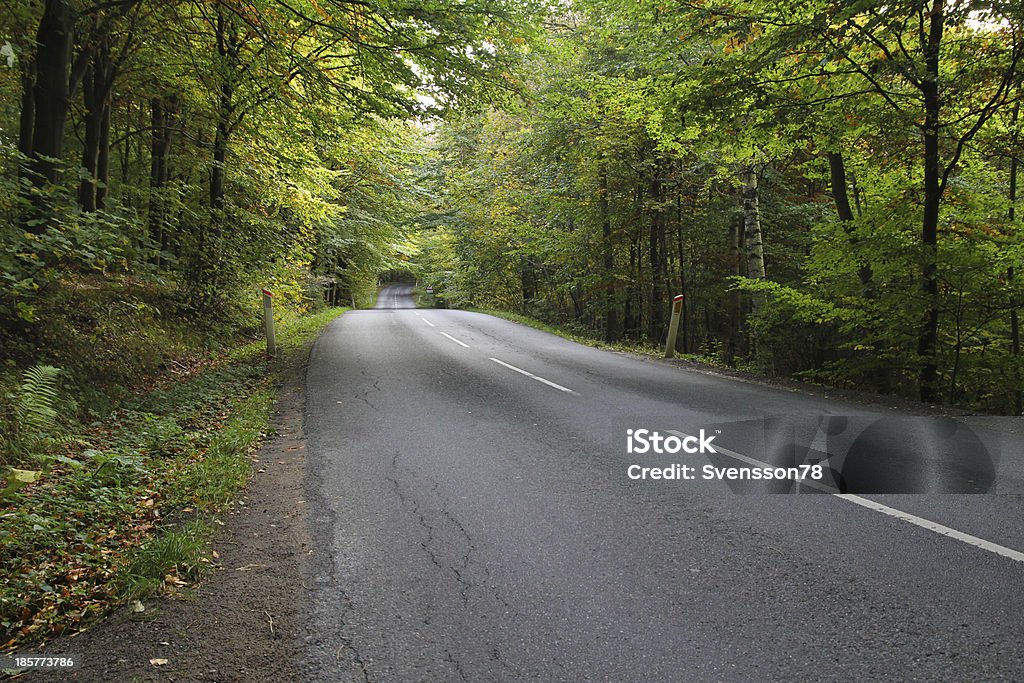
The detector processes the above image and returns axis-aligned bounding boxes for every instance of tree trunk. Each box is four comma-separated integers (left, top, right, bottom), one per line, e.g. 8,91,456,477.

96,97,111,209
79,64,101,211
828,151,872,286
647,161,665,341
26,0,74,219
149,95,178,261
599,161,619,342
917,0,944,403
210,9,236,212
742,167,765,284
675,194,688,353
1009,102,1021,414
18,56,35,160
78,33,115,212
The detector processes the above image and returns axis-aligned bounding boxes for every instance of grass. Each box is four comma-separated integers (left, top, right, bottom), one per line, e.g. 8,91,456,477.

116,518,214,602
0,305,348,649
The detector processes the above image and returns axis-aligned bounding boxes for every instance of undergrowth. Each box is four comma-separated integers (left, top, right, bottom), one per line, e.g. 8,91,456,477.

0,306,347,649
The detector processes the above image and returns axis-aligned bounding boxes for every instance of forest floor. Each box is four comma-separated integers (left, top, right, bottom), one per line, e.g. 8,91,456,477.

16,339,314,683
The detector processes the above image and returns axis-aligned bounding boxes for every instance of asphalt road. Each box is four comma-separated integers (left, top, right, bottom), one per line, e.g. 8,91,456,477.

301,284,1024,682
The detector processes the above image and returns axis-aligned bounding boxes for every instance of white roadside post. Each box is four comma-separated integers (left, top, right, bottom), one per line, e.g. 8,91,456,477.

664,294,685,359
262,288,276,357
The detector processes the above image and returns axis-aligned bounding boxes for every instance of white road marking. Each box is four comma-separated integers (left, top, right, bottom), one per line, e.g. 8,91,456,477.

835,493,1024,563
440,332,470,348
667,430,1024,564
489,358,577,394
422,318,436,327
414,311,421,317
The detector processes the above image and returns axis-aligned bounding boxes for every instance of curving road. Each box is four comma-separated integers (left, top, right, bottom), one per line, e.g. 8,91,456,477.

301,284,1024,681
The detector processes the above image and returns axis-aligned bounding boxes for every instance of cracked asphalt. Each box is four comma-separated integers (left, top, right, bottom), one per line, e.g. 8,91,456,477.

301,284,1024,682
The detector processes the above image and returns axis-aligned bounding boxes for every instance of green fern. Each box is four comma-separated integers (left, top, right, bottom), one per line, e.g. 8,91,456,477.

2,365,69,464
13,365,62,439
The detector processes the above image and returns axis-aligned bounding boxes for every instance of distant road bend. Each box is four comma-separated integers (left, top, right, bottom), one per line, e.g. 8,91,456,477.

302,283,1024,682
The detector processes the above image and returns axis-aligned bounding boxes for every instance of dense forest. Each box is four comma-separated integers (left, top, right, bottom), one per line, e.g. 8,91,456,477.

1,0,542,645
2,0,1024,418
416,1,1024,414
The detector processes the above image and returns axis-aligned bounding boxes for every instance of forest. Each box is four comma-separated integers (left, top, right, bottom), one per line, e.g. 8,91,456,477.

417,1,1024,415
2,0,1023,420
1,0,1024,645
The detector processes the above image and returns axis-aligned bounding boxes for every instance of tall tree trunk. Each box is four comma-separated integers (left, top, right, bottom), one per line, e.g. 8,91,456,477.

79,63,101,211
79,33,115,212
1009,102,1021,414
96,97,111,209
647,161,665,341
828,151,872,286
18,56,35,160
149,96,170,262
210,9,236,212
599,161,619,342
742,167,766,284
26,0,74,223
917,0,944,403
675,194,688,353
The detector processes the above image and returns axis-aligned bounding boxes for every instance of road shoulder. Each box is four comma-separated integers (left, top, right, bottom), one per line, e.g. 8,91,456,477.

26,345,314,682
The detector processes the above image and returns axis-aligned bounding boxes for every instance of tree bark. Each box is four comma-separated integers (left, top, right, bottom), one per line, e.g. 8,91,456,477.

917,0,944,403
96,96,111,209
599,161,619,342
828,151,872,286
18,56,35,160
149,95,178,261
79,32,116,212
210,9,237,212
647,160,665,341
742,167,766,284
27,0,74,211
1009,102,1021,414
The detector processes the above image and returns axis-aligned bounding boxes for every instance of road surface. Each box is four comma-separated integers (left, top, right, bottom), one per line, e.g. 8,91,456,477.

301,284,1024,681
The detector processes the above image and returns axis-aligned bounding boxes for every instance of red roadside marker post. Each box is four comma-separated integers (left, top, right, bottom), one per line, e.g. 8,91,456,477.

664,294,685,359
262,288,276,357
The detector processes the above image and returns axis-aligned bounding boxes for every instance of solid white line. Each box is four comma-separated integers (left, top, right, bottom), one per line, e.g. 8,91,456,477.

422,318,435,327
440,332,469,348
489,357,577,394
666,430,1024,564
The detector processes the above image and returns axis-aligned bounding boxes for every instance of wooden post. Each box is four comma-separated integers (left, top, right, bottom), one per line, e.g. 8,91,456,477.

262,289,276,357
664,294,684,358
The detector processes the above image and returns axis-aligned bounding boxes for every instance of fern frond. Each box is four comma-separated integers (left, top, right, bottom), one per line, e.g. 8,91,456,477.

13,365,62,439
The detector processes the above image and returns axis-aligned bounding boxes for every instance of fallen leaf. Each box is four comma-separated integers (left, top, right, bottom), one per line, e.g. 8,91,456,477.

150,658,168,666
130,600,145,613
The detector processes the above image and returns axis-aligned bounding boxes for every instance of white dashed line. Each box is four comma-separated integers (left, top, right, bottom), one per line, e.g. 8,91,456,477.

422,318,436,327
666,430,1024,564
489,358,577,394
440,332,469,348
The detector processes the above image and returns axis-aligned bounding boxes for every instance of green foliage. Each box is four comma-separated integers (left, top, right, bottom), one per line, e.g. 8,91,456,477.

0,365,79,503
115,519,213,602
0,306,346,647
412,1,1024,412
173,387,273,511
